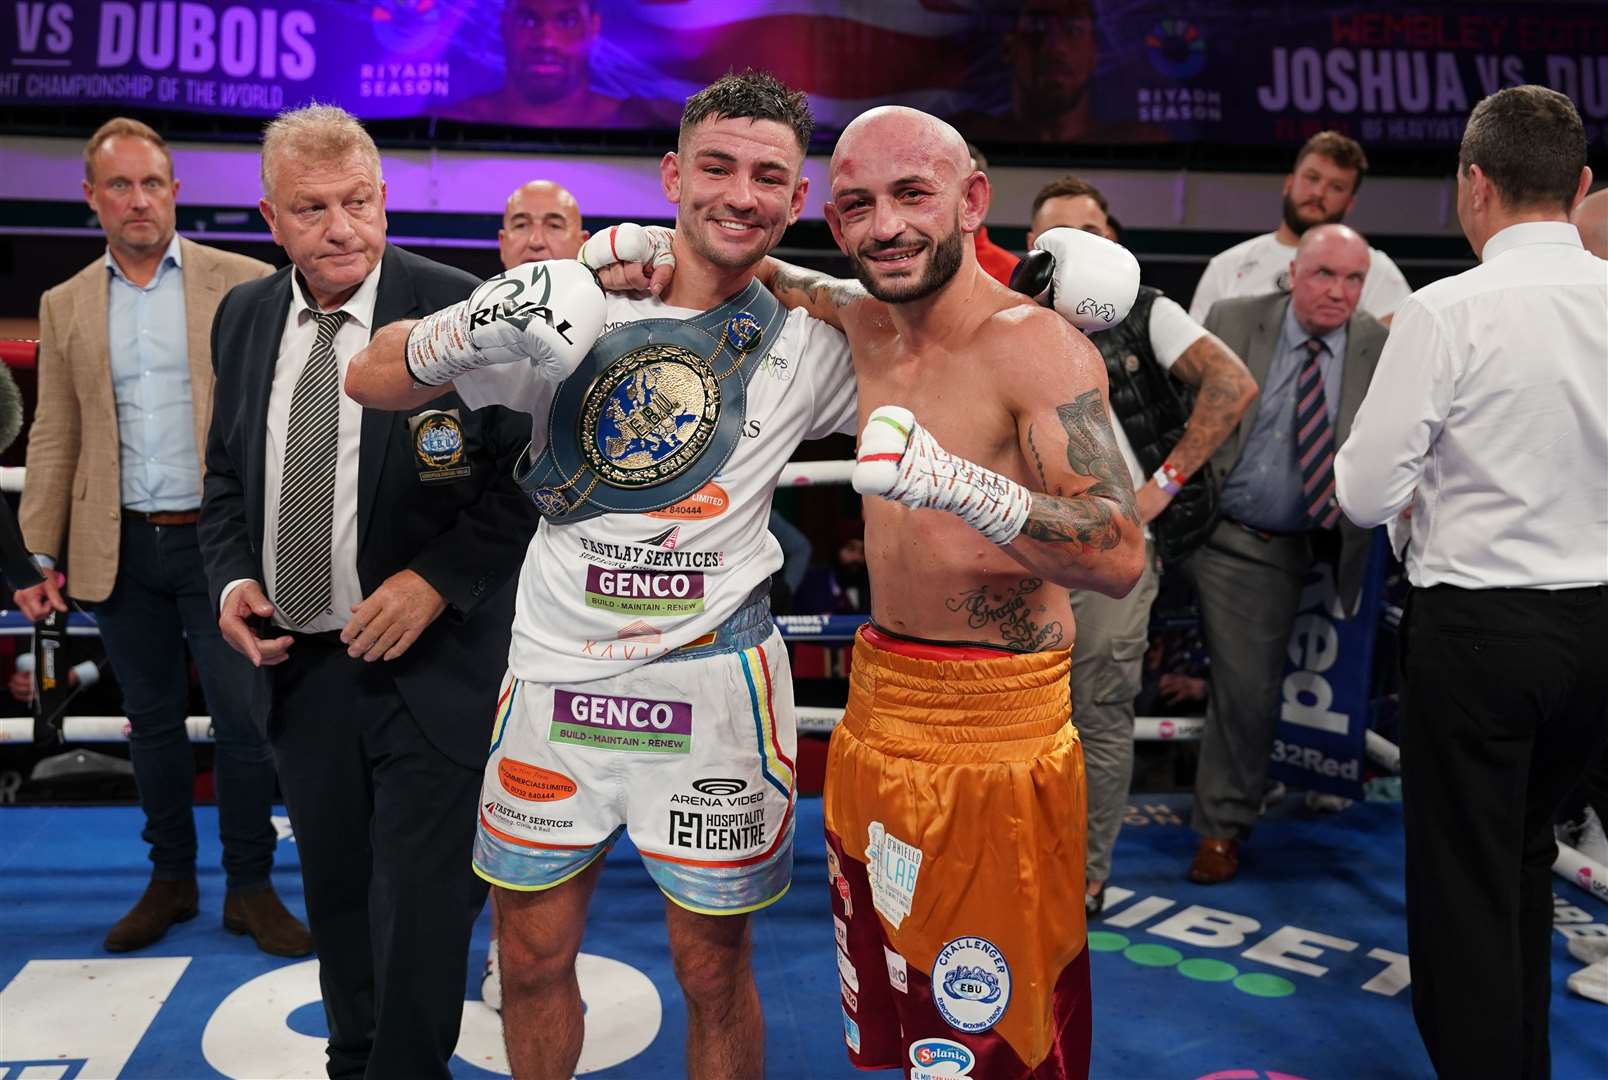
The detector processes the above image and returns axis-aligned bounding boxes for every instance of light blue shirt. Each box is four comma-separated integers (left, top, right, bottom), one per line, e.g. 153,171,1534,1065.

106,234,200,511
1219,300,1347,532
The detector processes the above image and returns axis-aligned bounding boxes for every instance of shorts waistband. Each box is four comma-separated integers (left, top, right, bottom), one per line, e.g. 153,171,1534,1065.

862,621,1022,660
654,585,773,665
843,627,1071,754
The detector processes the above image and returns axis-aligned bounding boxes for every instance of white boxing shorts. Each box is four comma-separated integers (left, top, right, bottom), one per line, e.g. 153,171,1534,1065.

473,596,797,915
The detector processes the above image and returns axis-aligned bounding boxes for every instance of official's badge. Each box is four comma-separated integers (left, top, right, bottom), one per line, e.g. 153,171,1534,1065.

725,311,763,352
579,343,721,488
409,409,471,482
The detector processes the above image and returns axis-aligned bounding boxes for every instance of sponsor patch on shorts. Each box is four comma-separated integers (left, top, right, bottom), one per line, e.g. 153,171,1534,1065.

498,759,577,802
837,948,860,993
866,820,923,929
550,689,692,754
910,1037,976,1078
885,946,908,993
932,936,1011,1033
833,915,848,954
584,565,705,615
842,1009,861,1053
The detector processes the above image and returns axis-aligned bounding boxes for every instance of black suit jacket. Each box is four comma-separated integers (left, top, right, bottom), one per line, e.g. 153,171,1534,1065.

199,244,536,768
1203,292,1389,614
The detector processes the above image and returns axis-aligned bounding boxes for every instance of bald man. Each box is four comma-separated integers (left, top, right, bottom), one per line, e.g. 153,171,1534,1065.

498,180,588,269
743,105,1144,1079
1180,223,1388,884
1572,187,1608,258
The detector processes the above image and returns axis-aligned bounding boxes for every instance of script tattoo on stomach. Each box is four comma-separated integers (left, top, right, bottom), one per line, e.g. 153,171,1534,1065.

946,577,1065,652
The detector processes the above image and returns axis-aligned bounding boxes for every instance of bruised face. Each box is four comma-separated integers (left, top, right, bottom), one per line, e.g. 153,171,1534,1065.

662,116,808,272
1281,152,1360,237
826,108,985,304
1288,225,1370,335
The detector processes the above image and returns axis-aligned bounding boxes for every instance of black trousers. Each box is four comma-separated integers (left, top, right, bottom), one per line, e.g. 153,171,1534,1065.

1400,583,1608,1079
269,636,487,1080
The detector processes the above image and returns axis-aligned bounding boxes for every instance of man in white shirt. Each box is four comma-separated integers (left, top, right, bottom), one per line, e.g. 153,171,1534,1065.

1335,85,1608,1079
1025,175,1258,918
1189,131,1412,326
347,72,856,1080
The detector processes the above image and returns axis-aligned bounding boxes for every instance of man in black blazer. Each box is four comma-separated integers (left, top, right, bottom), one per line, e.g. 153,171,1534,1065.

1184,223,1389,885
199,105,537,1079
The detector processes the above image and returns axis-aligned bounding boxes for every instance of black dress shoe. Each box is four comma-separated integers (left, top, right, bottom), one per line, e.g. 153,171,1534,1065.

104,878,199,952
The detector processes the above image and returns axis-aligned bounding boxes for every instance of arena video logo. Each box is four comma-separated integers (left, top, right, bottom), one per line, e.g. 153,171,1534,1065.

692,777,746,797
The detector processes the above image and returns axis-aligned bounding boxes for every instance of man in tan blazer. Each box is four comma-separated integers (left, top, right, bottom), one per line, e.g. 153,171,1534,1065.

14,117,311,957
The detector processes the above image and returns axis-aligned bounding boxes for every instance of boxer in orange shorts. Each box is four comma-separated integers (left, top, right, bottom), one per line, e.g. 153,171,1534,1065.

757,105,1145,1078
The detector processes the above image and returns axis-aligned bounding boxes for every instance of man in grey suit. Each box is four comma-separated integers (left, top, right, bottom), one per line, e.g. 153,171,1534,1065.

1185,223,1388,884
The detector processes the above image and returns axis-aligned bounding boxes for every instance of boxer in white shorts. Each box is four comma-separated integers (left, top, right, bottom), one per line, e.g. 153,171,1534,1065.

347,72,853,1080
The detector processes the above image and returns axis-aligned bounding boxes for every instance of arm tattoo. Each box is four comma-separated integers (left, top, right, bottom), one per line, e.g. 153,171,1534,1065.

770,263,865,311
945,577,1066,652
1020,389,1140,547
1026,423,1054,492
1162,337,1255,477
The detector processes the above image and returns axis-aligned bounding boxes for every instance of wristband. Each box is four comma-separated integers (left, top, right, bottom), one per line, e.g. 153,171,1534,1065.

1152,461,1185,496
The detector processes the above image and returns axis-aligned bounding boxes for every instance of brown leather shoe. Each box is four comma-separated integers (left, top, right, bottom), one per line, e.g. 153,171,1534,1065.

1188,837,1240,884
223,887,314,958
104,878,199,952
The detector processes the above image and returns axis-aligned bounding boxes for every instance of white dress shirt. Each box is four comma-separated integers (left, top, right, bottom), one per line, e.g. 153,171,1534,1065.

1335,221,1608,590
223,263,382,630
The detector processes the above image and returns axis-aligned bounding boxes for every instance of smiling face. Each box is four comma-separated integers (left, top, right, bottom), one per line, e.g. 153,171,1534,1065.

260,150,388,310
825,107,985,304
85,135,179,262
661,115,808,272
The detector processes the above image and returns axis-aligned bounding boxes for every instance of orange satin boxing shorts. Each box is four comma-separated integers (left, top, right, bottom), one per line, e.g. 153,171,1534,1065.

824,624,1089,1080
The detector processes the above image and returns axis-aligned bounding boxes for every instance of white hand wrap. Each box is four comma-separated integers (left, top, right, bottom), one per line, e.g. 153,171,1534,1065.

853,406,1033,547
578,223,675,275
405,259,605,387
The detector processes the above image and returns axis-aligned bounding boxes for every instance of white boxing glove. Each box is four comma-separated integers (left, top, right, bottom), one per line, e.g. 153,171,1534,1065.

854,406,1033,547
1026,227,1140,333
405,259,606,387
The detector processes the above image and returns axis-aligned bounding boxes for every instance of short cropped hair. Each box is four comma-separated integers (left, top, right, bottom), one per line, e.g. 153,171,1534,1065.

679,70,814,155
1030,175,1110,222
84,117,172,184
260,104,383,201
1294,130,1369,194
1460,86,1586,212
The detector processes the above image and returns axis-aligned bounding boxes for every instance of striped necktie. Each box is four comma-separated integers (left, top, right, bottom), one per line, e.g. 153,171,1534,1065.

1295,336,1342,529
274,309,347,626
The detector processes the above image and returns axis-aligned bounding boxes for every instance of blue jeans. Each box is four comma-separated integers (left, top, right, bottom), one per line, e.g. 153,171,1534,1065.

91,519,278,888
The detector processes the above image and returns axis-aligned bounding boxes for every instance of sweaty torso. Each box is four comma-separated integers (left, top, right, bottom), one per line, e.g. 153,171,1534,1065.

844,299,1074,654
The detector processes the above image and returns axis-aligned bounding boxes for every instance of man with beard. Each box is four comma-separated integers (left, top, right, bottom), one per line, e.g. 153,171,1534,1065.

750,106,1145,1079
347,71,859,1080
446,0,666,129
1190,131,1411,325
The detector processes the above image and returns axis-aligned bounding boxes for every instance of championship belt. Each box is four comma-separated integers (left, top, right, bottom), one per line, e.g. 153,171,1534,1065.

517,279,784,523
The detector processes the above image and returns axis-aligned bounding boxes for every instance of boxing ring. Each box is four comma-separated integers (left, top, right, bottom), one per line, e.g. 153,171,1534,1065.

1,461,1605,1078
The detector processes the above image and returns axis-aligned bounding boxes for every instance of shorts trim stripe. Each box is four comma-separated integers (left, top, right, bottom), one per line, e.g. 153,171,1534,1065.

661,881,792,917
487,674,518,755
638,803,795,869
479,810,597,851
472,845,605,893
741,643,794,801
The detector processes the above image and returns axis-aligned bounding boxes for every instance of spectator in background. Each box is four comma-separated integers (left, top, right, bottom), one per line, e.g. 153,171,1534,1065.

1189,132,1412,326
964,142,1019,284
1026,175,1259,916
768,508,811,615
1184,223,1387,885
446,0,666,129
12,118,307,958
1336,87,1607,1074
498,179,589,269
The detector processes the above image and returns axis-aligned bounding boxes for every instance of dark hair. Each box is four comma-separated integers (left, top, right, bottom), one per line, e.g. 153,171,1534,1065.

1460,86,1586,212
1030,175,1110,221
679,70,814,154
965,141,989,174
1294,131,1369,194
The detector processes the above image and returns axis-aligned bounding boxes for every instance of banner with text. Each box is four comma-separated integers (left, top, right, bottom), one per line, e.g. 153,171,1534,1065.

3,2,1605,147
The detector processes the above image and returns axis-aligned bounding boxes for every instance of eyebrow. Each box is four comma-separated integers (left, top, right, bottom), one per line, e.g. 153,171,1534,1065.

696,148,791,173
